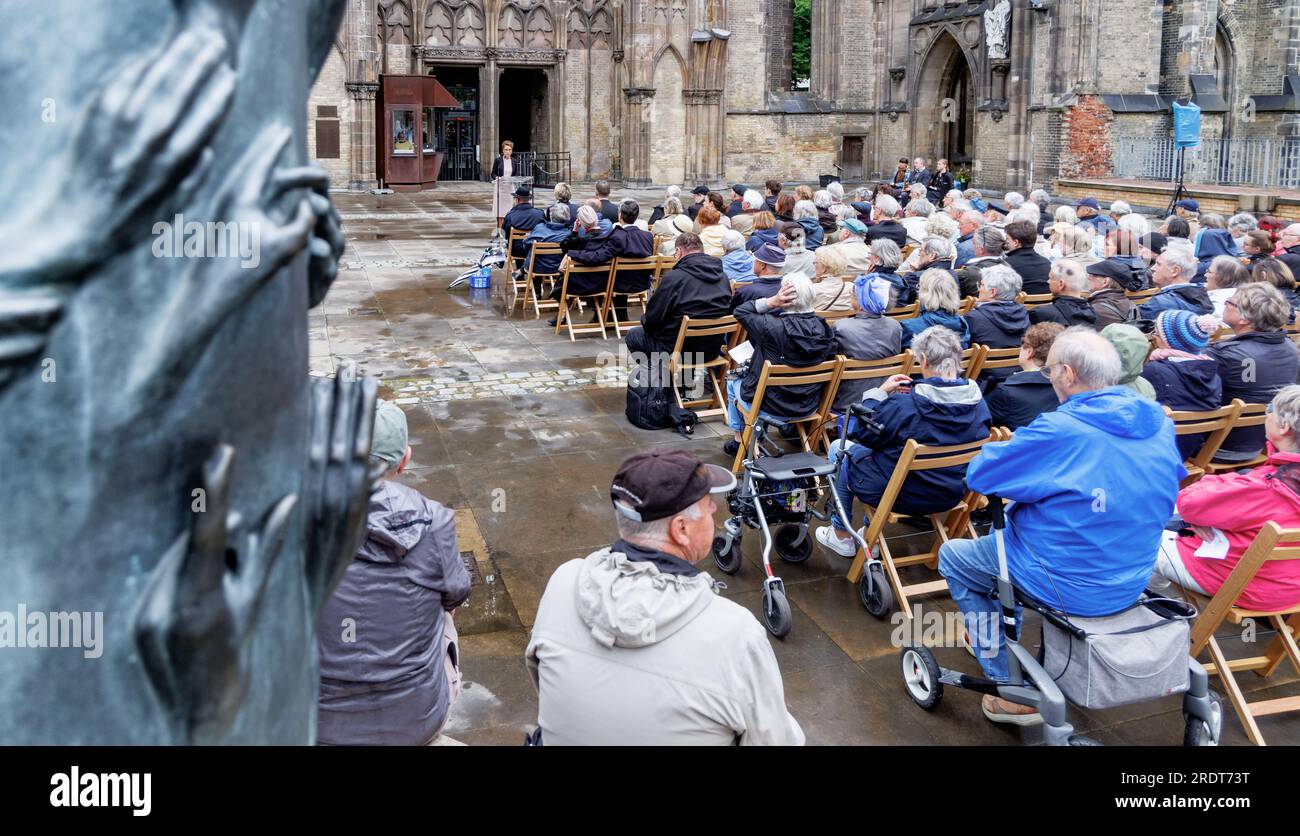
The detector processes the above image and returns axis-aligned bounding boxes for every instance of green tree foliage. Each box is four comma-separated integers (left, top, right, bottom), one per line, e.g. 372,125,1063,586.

792,0,812,89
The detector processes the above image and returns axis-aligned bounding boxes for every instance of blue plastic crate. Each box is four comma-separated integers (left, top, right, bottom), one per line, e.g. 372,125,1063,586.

469,265,492,290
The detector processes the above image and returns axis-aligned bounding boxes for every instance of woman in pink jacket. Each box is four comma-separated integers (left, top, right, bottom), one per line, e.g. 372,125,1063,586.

1152,385,1300,611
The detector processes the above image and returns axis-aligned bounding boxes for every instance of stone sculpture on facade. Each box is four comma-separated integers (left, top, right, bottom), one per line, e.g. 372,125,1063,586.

984,0,1012,60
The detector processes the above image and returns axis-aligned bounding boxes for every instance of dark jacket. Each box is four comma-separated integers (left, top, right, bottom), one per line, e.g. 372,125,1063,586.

730,275,784,311
897,261,960,305
317,480,471,746
732,301,836,419
901,309,971,349
1141,357,1223,459
984,368,1059,430
866,220,908,249
764,195,778,213
1029,295,1099,328
843,378,991,514
1211,330,1300,455
1137,283,1214,319
558,229,616,295
640,252,733,357
956,255,1008,300
571,224,655,293
928,171,955,203
1278,245,1300,283
1005,247,1053,295
490,155,519,179
965,300,1030,349
545,201,579,224
502,201,546,257
598,198,619,224
832,315,905,411
522,220,572,274
797,217,825,250
1090,286,1137,329
1194,229,1240,283
726,199,745,218
907,168,933,190
745,227,780,252
817,208,839,235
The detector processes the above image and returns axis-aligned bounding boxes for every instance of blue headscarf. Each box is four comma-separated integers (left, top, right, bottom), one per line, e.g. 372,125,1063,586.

853,275,892,316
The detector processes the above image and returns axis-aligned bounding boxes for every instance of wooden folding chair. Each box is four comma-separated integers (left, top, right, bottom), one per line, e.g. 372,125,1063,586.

979,345,1022,375
807,351,914,454
554,262,613,341
730,359,844,473
816,309,856,322
652,234,670,256
1286,322,1300,346
1015,292,1054,310
1211,326,1234,342
667,316,740,420
652,255,677,295
958,296,977,315
901,243,918,262
1167,400,1245,487
1126,286,1161,303
844,434,998,620
504,228,528,277
605,256,658,337
1183,522,1300,745
961,344,989,379
1202,402,1268,475
518,242,563,318
884,302,918,320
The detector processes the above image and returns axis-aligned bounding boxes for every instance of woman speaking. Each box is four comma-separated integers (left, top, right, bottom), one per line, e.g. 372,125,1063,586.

491,140,517,228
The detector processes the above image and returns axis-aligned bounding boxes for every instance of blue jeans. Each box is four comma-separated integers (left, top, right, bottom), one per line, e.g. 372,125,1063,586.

938,534,1022,682
827,439,865,534
725,376,788,434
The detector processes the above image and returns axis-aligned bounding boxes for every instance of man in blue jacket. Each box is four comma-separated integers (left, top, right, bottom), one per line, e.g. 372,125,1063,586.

522,201,573,279
501,185,545,260
938,327,1185,726
1137,249,1213,319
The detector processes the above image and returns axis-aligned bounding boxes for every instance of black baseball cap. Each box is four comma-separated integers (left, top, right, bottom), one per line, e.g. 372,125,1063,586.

1087,259,1144,292
611,450,735,522
731,183,748,196
691,185,711,196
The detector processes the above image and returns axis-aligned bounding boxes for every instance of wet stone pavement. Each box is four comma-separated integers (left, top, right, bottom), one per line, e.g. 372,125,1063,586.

323,184,1298,746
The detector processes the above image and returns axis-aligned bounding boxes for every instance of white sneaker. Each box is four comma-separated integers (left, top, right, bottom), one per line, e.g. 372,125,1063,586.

815,525,860,558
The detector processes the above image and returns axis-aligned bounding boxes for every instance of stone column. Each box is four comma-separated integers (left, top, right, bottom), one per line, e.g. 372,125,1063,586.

622,86,655,186
345,81,380,190
480,53,499,181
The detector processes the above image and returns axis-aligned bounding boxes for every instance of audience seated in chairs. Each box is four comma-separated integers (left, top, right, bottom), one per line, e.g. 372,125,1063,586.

646,184,680,227
816,326,990,556
521,201,573,291
501,185,545,261
901,269,971,349
568,198,655,326
956,225,1008,299
1138,249,1213,319
939,327,1186,725
861,238,907,305
1204,255,1251,319
1141,310,1224,459
696,202,729,257
526,449,804,745
1251,257,1300,317
723,273,836,456
953,210,984,269
625,233,731,364
1210,282,1300,464
831,276,905,412
901,235,962,297
543,182,578,226
732,189,764,237
1030,259,1099,328
793,200,825,250
815,190,839,236
731,244,787,310
546,205,609,324
830,218,875,275
594,179,619,224
1086,259,1139,328
721,229,756,285
811,245,854,313
984,322,1063,430
1149,385,1300,613
866,194,908,249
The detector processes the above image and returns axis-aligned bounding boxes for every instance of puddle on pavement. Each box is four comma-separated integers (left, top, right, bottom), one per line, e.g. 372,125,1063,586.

453,508,521,635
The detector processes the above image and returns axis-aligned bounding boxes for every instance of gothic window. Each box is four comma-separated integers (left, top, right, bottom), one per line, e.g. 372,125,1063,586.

499,4,524,48
525,7,555,49
378,0,413,46
569,2,611,50
768,0,812,92
455,2,485,46
425,1,453,45
1213,22,1234,107
423,1,484,47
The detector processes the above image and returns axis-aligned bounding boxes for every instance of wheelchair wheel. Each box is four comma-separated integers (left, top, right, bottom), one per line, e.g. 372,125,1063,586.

774,524,813,563
1183,695,1222,747
711,533,743,575
900,646,943,709
762,587,793,639
857,562,894,619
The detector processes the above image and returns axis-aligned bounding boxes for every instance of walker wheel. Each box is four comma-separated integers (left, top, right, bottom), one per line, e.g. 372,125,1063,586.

774,524,813,563
1184,694,1222,747
762,587,793,639
900,646,943,709
711,533,743,575
1067,735,1104,746
858,562,894,619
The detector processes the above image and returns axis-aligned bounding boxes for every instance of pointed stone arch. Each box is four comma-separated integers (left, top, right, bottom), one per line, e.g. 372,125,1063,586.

912,29,979,167
649,46,688,185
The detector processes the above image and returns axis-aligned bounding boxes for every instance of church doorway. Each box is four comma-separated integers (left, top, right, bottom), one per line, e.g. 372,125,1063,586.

913,32,977,170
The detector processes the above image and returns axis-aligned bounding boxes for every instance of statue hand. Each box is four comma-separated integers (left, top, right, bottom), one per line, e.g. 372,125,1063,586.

134,444,297,743
272,165,346,308
302,362,383,616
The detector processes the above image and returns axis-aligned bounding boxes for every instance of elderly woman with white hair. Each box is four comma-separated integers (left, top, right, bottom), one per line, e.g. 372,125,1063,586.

651,196,693,256
721,229,756,285
816,325,990,557
779,223,816,276
731,189,766,237
794,200,825,249
902,197,935,244
811,246,853,312
1051,224,1100,267
814,189,837,235
964,262,1028,351
901,268,970,349
724,273,836,456
546,182,578,225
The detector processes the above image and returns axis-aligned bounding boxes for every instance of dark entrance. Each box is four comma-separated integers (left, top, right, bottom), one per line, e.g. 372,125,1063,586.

429,65,480,181
498,67,549,155
943,52,975,167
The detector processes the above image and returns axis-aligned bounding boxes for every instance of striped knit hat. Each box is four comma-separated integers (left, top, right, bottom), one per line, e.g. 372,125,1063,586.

1155,310,1215,354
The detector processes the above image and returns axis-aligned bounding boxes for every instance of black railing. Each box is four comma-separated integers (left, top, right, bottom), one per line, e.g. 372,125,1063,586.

516,151,572,188
441,148,480,182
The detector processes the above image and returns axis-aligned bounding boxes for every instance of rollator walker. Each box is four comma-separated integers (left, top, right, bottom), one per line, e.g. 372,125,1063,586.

899,495,1223,746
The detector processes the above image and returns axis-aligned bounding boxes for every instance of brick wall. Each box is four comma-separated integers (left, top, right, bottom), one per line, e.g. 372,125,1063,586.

306,48,351,188
1060,95,1115,178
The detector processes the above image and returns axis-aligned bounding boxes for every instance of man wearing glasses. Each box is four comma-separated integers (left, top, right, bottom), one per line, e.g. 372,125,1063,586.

937,327,1186,726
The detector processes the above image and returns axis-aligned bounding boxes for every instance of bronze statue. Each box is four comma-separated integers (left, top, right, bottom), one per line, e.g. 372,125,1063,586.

0,0,374,743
